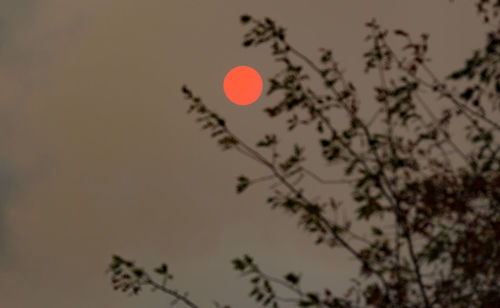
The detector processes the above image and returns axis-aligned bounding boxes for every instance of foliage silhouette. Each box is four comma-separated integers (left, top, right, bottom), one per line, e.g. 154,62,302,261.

108,2,500,307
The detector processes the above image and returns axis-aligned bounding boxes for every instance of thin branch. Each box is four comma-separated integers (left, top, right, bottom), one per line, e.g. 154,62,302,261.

421,62,500,131
260,272,305,298
367,107,384,128
249,174,276,184
413,92,469,166
300,167,358,185
144,275,200,308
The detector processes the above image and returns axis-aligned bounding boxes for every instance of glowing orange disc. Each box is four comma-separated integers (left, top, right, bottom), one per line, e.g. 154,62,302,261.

223,66,263,105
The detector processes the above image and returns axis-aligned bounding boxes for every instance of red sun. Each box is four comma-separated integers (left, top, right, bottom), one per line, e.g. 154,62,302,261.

223,66,263,105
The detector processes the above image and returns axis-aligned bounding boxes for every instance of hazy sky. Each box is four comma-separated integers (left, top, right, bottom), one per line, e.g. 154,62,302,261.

0,1,487,307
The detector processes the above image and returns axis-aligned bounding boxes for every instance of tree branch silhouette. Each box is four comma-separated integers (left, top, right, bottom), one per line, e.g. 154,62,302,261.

108,2,500,307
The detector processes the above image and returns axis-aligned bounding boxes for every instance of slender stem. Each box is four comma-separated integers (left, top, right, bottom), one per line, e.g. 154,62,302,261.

413,92,469,166
300,167,358,185
144,276,199,308
259,272,305,297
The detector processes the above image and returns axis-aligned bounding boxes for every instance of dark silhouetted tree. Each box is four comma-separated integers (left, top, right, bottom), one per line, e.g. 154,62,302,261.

107,2,500,307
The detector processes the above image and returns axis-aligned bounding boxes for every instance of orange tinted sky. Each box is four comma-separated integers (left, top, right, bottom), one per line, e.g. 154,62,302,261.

0,1,486,307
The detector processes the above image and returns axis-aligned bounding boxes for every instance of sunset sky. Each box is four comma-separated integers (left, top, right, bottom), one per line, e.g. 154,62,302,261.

0,1,487,307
